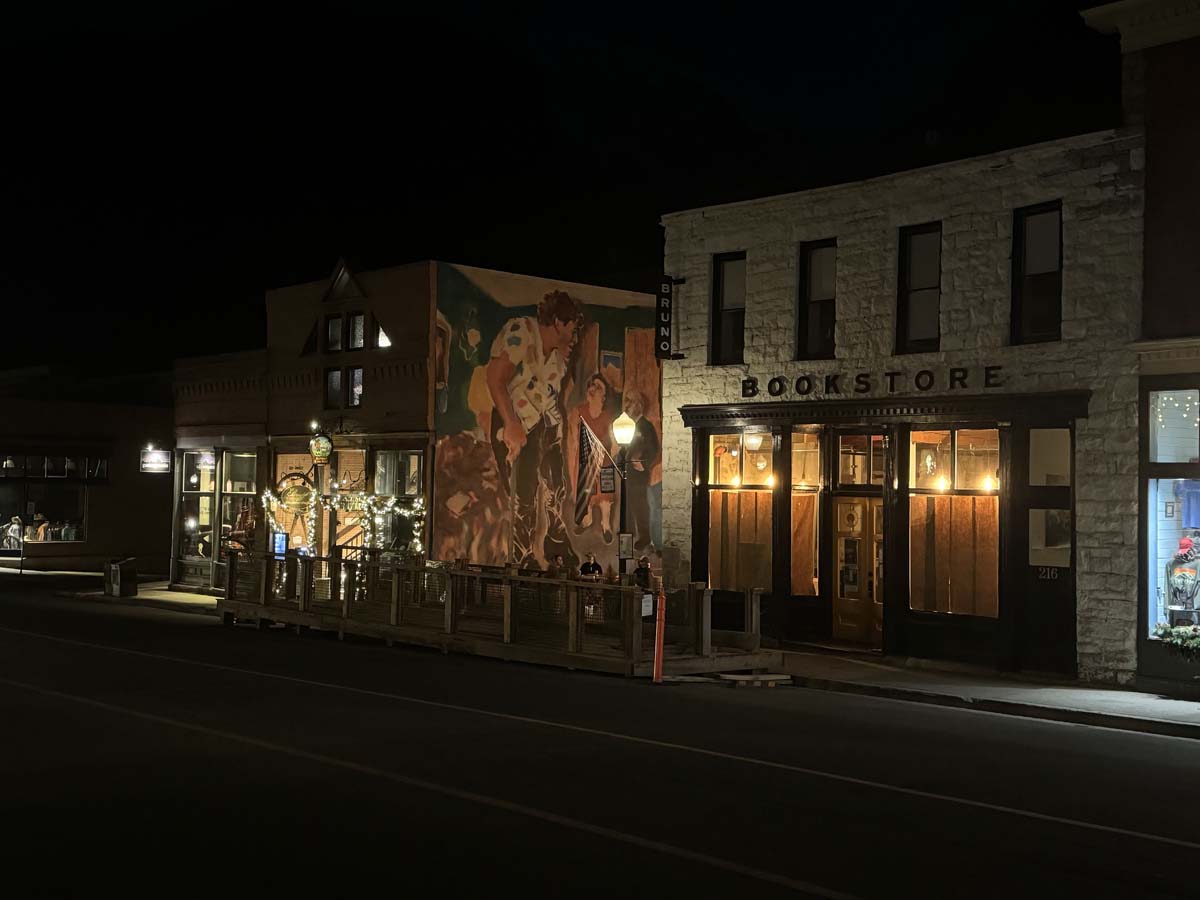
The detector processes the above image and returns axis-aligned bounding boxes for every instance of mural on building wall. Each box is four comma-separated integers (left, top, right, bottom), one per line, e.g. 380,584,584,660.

434,264,660,575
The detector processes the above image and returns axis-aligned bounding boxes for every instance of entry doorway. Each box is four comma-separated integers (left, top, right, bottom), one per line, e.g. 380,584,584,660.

832,496,883,647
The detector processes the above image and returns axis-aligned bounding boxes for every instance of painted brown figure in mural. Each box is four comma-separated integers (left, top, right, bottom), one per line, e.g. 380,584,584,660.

623,390,659,553
486,290,583,569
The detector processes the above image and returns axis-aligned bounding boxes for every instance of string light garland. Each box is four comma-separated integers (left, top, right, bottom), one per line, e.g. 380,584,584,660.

261,488,426,557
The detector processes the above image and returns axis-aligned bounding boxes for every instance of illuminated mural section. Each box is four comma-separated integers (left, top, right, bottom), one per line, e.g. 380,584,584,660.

433,264,659,575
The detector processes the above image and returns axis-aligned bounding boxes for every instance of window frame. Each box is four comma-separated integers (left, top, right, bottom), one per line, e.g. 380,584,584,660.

325,314,344,353
1011,200,1063,346
896,221,942,355
347,311,366,351
324,367,344,410
797,238,837,361
710,251,747,367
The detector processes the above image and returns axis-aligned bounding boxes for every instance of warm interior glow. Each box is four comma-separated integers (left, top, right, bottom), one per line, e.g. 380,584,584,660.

766,474,776,488
936,476,948,491
744,433,764,452
731,475,741,487
612,412,637,446
982,475,995,492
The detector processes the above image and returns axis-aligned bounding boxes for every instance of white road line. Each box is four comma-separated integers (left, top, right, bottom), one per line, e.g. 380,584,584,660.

3,624,1199,852
0,674,855,900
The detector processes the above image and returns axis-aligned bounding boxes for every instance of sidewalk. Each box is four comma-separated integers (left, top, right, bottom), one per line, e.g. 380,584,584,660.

55,579,218,617
780,650,1200,740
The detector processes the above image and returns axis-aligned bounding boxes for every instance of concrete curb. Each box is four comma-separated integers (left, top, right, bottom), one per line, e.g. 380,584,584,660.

53,591,218,619
789,674,1200,741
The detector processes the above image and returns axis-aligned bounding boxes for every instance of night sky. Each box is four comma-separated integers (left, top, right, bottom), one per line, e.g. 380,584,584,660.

0,1,1119,375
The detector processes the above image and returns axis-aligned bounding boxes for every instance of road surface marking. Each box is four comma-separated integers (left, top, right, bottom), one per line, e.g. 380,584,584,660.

2,624,1199,852
0,674,856,900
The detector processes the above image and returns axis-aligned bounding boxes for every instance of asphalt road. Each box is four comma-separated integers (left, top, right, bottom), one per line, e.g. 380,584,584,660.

1,578,1197,899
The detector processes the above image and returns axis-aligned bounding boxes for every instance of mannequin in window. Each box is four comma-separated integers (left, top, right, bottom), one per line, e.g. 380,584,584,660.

1166,536,1200,612
4,516,21,549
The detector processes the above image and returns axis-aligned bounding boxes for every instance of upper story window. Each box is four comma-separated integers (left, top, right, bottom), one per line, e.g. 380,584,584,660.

896,222,941,354
326,315,343,353
1011,201,1062,345
798,240,836,360
348,313,366,350
325,368,343,409
348,367,364,408
710,252,746,366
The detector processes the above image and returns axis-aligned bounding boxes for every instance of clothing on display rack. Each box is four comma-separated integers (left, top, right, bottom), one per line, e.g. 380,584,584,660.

1166,537,1200,610
1174,480,1200,529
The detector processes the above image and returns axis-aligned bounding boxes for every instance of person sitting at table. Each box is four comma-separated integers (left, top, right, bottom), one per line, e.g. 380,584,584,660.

579,552,602,580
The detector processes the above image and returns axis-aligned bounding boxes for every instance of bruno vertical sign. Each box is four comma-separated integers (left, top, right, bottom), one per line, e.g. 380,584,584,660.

655,277,673,360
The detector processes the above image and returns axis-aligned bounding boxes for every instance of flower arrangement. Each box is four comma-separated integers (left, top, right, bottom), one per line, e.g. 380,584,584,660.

1153,623,1200,660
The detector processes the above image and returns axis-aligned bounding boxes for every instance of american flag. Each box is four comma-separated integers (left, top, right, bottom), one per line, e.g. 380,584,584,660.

575,419,605,526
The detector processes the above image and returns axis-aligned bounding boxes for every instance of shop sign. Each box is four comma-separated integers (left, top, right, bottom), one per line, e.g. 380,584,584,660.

139,449,172,473
308,432,333,465
655,278,673,359
741,365,1005,399
600,465,616,494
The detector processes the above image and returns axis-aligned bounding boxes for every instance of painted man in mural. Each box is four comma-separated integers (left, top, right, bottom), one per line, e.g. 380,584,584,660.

623,389,659,553
486,290,583,568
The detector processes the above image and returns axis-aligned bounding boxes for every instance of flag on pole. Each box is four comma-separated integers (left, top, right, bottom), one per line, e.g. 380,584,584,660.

575,419,605,526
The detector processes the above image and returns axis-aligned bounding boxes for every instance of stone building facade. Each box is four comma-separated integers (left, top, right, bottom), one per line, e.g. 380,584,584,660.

660,128,1144,682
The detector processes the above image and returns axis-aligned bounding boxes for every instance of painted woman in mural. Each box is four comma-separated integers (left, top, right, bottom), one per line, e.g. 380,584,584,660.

623,389,659,553
485,290,583,569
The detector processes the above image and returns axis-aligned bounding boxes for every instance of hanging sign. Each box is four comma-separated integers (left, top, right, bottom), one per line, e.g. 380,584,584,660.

600,465,616,494
140,449,172,473
308,432,333,465
655,278,673,359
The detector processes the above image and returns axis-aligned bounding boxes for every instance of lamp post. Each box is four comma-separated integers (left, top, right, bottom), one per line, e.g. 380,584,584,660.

612,411,637,576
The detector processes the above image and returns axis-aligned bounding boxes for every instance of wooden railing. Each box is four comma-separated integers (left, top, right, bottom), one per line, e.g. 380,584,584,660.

222,552,760,673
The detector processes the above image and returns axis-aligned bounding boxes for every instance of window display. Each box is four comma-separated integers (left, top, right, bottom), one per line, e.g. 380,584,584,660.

741,431,772,485
180,450,215,560
1148,479,1200,633
910,430,951,491
709,434,742,485
790,429,821,597
374,450,423,497
221,452,258,555
24,483,87,542
955,429,1000,491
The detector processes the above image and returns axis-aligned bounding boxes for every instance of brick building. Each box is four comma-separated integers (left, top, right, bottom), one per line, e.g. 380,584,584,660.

657,0,1198,685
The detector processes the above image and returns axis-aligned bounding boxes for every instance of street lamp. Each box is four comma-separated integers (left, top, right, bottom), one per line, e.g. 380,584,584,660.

612,412,636,575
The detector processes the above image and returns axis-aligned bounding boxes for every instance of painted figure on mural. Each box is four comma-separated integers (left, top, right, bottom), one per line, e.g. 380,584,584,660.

623,389,659,553
486,290,584,569
570,373,616,544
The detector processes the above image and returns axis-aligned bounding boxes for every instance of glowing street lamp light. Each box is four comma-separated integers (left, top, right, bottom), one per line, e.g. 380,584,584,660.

612,412,636,448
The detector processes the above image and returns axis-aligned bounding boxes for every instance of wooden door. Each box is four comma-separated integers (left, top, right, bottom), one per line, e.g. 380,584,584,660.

833,496,882,646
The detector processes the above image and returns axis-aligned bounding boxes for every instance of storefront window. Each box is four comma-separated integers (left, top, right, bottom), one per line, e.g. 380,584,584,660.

741,431,773,486
180,451,215,560
909,430,952,491
839,435,869,485
1148,478,1200,634
1149,390,1199,463
955,429,1000,491
790,429,820,596
374,450,423,497
221,452,258,555
1030,428,1071,486
709,489,772,593
0,455,25,478
709,434,742,485
1029,509,1071,567
791,431,821,486
0,482,21,550
24,483,87,542
182,451,216,493
909,428,998,618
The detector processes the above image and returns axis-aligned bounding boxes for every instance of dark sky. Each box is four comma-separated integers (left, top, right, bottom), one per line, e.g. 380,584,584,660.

0,1,1119,374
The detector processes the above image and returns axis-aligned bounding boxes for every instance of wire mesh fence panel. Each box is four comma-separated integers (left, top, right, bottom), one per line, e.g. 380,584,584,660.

309,558,341,616
395,564,448,630
232,555,261,604
580,582,631,657
511,577,568,650
454,570,505,639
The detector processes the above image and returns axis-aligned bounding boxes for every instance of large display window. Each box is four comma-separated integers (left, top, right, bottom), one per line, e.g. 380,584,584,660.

179,451,215,560
220,452,258,555
791,430,821,596
0,451,103,548
705,430,773,592
908,428,999,618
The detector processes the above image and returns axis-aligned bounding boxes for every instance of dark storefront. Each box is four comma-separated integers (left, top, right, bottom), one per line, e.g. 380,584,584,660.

681,391,1087,674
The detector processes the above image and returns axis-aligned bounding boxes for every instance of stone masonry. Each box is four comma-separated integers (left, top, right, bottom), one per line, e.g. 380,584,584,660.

660,128,1145,683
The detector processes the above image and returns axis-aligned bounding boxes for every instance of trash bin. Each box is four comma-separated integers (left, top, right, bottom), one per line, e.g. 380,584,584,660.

105,558,137,597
